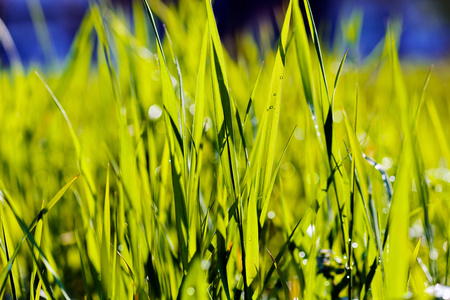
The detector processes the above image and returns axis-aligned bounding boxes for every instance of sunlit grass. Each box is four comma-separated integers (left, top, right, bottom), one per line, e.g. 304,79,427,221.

1,0,450,299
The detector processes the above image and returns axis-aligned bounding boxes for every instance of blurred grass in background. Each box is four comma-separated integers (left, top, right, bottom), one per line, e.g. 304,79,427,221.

1,0,450,299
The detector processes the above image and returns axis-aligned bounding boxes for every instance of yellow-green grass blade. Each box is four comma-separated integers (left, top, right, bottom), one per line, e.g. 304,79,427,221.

293,0,315,116
36,71,97,203
0,227,19,299
1,191,71,299
143,0,189,270
260,218,302,295
217,229,231,300
205,0,239,198
191,25,209,154
244,61,264,127
30,222,43,299
266,248,290,300
104,164,111,258
34,279,43,300
386,24,409,135
386,135,413,298
408,237,428,295
302,0,330,103
187,27,208,260
164,24,200,263
412,65,433,131
259,125,296,225
427,99,450,163
101,164,112,298
408,237,421,286
118,111,141,216
27,174,80,234
178,255,209,300
245,187,259,285
54,9,95,97
35,71,80,159
293,0,328,167
0,174,77,297
30,199,45,300
254,0,292,226
331,49,349,108
343,114,375,218
143,0,181,128
243,0,292,285
163,25,189,178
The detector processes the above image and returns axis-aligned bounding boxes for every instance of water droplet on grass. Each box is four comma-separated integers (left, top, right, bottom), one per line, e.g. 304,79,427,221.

187,287,195,296
148,104,162,120
201,259,211,270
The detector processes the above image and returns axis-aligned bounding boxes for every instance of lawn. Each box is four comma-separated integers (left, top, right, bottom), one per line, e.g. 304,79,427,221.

1,0,450,299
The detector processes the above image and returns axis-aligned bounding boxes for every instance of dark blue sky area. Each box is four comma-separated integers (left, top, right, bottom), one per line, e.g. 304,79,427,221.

0,0,449,66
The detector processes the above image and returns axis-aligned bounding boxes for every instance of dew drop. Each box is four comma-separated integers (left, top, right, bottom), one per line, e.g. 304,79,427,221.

148,104,162,120
201,259,211,270
430,248,439,260
187,287,195,296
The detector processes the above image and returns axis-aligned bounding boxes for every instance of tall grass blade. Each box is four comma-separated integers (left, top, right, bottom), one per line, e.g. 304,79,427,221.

1,191,71,299
266,248,290,299
254,0,292,227
143,0,189,269
205,0,239,197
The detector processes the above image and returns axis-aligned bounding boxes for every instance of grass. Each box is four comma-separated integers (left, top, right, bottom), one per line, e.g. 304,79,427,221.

0,0,450,298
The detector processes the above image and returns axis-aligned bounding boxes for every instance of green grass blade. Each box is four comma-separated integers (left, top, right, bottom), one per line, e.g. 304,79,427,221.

386,136,412,298
1,228,18,300
35,71,97,198
1,192,71,299
293,0,315,115
143,0,189,270
254,0,292,227
205,0,240,198
261,218,301,294
408,237,422,283
302,0,330,103
191,25,209,153
266,248,290,299
331,49,349,107
104,164,110,259
260,125,296,224
27,174,80,233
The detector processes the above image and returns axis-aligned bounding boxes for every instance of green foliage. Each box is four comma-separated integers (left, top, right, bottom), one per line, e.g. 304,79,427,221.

0,0,449,298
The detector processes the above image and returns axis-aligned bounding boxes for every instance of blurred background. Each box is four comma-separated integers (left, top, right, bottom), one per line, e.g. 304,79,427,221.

0,0,449,67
